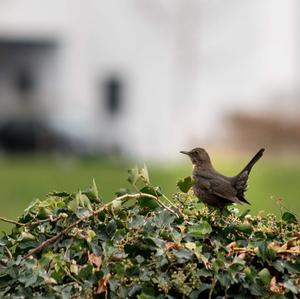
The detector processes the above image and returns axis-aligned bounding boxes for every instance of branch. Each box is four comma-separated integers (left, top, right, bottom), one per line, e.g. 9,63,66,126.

277,249,300,255
115,192,179,218
28,215,62,226
0,214,62,227
232,247,255,254
232,247,300,255
22,192,178,260
0,216,25,226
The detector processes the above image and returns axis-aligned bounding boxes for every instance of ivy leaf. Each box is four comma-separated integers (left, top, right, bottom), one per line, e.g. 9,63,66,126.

140,164,150,184
155,211,175,227
188,221,212,236
78,264,94,281
128,166,140,185
128,215,145,229
172,249,194,261
76,193,92,211
282,212,297,224
239,209,251,220
48,191,70,197
284,279,299,294
283,257,300,274
177,176,194,193
139,186,160,210
83,179,101,203
235,223,253,235
18,271,38,287
258,268,271,285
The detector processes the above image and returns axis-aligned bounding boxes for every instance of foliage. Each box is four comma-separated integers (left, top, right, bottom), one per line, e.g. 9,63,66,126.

0,166,299,298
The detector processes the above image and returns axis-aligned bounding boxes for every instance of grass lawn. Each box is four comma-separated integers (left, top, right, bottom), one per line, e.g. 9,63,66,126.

0,154,299,233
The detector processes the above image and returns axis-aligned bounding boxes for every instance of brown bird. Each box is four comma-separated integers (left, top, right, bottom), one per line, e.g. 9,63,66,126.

180,148,265,209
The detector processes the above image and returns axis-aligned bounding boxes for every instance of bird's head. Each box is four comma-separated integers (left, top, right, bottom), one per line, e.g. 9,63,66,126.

180,147,211,165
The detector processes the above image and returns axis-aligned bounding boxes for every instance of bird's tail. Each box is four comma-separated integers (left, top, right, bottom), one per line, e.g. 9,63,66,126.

239,148,265,175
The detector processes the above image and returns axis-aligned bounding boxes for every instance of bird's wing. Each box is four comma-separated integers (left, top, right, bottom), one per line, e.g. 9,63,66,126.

234,171,248,197
195,174,240,203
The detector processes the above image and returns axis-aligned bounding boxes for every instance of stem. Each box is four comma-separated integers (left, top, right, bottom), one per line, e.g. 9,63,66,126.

161,193,184,217
277,249,300,254
209,277,217,299
29,215,63,226
4,245,13,259
232,247,300,255
232,247,255,254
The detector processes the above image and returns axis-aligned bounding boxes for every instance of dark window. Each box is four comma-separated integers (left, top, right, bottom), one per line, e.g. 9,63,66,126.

104,77,122,116
16,68,34,94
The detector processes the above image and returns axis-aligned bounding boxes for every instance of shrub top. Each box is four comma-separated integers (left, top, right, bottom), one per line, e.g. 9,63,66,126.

0,166,299,298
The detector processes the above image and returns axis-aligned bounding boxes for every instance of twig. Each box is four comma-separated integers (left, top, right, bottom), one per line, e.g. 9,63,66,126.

4,245,13,259
277,249,300,255
22,192,178,260
160,192,184,217
232,247,255,254
209,277,217,299
233,247,300,255
28,215,62,226
0,214,62,227
115,193,179,218
0,216,25,226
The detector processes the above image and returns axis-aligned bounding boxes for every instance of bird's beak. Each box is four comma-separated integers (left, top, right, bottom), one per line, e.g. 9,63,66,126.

180,150,190,155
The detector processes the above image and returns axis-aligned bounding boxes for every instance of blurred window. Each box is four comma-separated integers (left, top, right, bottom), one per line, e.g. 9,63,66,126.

15,67,35,98
104,77,122,116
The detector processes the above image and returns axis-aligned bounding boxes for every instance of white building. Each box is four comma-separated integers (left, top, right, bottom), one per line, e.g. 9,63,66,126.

0,0,298,159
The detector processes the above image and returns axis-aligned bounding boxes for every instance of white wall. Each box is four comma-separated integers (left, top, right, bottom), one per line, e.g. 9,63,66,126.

0,0,298,158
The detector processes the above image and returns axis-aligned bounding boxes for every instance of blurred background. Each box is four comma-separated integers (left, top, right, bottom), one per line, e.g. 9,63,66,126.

0,0,300,232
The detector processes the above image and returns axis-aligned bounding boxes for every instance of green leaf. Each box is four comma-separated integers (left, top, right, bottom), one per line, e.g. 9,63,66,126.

111,198,122,212
172,249,194,261
128,166,140,185
258,268,271,285
106,220,117,237
188,221,212,236
140,164,150,184
83,179,101,203
128,215,145,229
75,207,90,218
177,176,194,193
67,198,78,212
235,223,253,235
18,271,38,287
20,232,36,241
139,186,160,210
78,264,93,281
76,192,92,210
255,240,268,262
282,212,297,223
37,207,52,220
155,211,175,227
48,191,70,197
283,257,300,274
239,209,251,220
284,279,299,294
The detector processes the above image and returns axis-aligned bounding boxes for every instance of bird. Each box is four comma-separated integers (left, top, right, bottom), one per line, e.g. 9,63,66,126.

180,148,265,209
